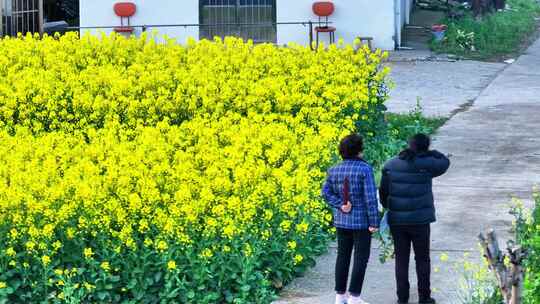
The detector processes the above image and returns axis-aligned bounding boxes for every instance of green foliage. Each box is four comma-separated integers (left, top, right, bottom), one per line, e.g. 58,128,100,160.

456,254,502,304
364,102,447,173
519,192,540,304
431,0,540,59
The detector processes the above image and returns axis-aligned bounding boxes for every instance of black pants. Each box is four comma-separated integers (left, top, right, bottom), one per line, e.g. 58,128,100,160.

335,228,372,295
390,224,431,302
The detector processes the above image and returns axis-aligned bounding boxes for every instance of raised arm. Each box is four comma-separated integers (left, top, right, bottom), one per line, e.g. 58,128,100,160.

427,150,451,178
363,167,380,228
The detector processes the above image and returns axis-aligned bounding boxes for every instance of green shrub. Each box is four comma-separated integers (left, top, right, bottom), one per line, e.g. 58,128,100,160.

364,102,447,173
456,254,502,304
432,0,540,59
520,192,540,304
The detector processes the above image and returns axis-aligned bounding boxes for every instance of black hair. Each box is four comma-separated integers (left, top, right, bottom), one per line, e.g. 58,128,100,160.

399,133,431,161
339,134,364,160
409,133,431,152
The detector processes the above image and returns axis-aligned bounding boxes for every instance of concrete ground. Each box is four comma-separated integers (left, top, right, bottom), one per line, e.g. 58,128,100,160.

385,58,506,117
275,38,540,304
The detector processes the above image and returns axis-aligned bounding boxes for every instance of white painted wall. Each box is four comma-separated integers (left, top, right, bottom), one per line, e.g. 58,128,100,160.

276,0,396,50
80,0,413,50
80,0,198,43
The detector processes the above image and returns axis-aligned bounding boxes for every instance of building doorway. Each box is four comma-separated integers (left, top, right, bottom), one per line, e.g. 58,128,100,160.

44,0,78,26
199,0,277,43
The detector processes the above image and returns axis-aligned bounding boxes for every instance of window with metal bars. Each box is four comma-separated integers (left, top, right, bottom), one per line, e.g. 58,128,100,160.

199,0,276,43
1,0,41,36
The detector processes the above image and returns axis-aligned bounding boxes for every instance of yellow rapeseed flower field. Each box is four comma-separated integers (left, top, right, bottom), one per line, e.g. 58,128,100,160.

0,32,389,303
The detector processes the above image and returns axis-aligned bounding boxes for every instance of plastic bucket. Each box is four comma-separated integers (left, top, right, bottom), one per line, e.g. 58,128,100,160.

432,30,446,42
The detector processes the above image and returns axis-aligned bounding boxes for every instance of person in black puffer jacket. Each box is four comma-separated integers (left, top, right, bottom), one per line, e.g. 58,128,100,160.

379,133,450,304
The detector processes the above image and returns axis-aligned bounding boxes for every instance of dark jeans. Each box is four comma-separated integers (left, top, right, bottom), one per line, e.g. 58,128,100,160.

390,224,431,302
335,228,372,296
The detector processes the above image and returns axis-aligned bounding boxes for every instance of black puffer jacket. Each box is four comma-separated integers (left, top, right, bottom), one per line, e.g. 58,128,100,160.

379,150,450,226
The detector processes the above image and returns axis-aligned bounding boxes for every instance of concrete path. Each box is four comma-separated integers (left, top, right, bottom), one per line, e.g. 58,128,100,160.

385,58,505,117
275,39,540,304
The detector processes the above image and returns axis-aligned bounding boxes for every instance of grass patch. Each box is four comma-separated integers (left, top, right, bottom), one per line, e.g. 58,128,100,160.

431,0,540,60
386,108,448,144
365,104,448,181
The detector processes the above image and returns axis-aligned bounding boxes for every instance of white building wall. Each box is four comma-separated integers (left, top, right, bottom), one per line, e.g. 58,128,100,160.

80,0,406,50
276,0,396,50
80,0,199,43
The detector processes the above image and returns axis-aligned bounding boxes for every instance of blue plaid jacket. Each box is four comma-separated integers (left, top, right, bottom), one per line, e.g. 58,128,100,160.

322,159,380,230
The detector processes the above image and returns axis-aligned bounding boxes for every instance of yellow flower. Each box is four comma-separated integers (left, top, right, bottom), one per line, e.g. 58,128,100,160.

244,244,253,258
25,241,36,251
67,228,76,239
53,241,62,251
84,282,95,291
440,253,449,262
41,255,51,266
167,260,177,271
0,34,389,299
100,262,111,272
287,241,297,250
9,229,18,239
156,241,168,252
5,247,16,257
0,282,6,289
503,255,511,267
84,248,94,259
296,221,309,234
201,248,213,259
280,220,292,232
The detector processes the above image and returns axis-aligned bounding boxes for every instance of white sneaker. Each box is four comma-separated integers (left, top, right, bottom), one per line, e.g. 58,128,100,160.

348,296,369,304
335,294,348,304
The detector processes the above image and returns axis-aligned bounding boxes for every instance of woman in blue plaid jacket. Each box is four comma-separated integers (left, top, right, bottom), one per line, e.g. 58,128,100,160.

322,134,380,304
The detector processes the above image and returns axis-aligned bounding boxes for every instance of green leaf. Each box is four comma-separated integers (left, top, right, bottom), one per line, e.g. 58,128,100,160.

167,288,179,298
97,291,108,300
127,279,137,289
154,272,163,283
240,285,251,292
